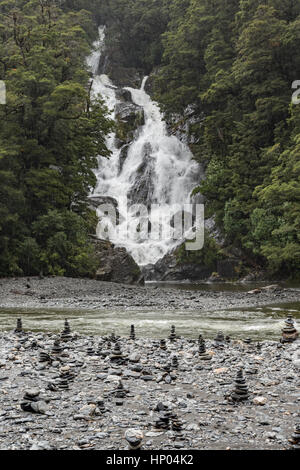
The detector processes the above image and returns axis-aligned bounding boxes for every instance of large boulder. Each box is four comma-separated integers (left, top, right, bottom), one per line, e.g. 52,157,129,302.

142,240,242,282
115,102,145,145
92,238,144,285
127,143,155,205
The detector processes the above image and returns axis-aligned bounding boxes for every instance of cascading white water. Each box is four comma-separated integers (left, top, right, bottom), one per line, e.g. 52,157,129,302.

87,27,201,266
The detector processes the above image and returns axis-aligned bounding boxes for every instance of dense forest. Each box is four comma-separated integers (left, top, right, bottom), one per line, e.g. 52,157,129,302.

0,0,112,276
0,0,299,278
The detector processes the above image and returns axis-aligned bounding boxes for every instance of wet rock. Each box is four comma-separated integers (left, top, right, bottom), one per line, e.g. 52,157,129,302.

115,102,145,145
129,325,136,341
125,429,144,450
92,239,144,285
30,440,52,451
128,353,140,363
281,315,299,343
14,318,23,334
289,423,300,449
228,369,249,402
198,337,211,361
253,397,267,406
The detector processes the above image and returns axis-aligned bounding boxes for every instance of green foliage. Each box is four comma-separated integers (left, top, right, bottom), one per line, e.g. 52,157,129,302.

0,0,112,277
176,230,224,270
1,0,299,279
32,210,98,277
150,0,300,277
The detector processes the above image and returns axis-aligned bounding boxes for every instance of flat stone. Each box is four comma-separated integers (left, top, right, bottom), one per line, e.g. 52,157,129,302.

253,397,267,406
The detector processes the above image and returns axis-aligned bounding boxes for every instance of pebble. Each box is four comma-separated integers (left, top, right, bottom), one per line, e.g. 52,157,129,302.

0,325,298,450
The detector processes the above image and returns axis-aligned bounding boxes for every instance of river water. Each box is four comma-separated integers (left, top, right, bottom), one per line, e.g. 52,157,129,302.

1,287,299,341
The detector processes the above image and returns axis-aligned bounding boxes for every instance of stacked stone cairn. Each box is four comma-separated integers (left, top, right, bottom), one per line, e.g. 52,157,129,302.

171,413,183,433
129,325,136,340
20,389,47,414
171,355,178,369
110,342,126,365
52,339,62,356
198,336,211,361
96,342,103,356
39,351,52,364
154,410,172,430
229,368,249,402
14,318,23,334
59,367,75,384
160,339,167,351
108,332,117,343
244,337,252,345
289,423,300,450
281,315,299,343
97,398,106,414
86,344,95,356
214,331,225,348
58,376,69,390
61,319,72,341
112,380,127,402
169,325,177,342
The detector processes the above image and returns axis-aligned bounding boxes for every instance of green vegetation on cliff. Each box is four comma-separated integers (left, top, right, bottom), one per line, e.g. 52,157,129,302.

1,0,299,279
98,0,300,278
0,0,112,276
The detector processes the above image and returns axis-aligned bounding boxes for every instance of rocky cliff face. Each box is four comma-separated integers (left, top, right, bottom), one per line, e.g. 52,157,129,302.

92,238,144,285
142,241,242,282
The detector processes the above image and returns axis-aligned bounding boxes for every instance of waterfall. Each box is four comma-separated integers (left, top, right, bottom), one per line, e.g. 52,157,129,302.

87,27,201,267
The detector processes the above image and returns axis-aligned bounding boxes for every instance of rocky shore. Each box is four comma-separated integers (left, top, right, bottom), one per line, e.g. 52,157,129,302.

0,277,300,311
0,322,299,450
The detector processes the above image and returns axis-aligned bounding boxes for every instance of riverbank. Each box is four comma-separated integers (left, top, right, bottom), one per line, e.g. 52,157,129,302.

0,328,299,450
0,276,300,312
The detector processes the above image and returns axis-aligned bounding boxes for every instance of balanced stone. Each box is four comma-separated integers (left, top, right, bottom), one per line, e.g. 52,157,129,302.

198,337,211,361
113,380,127,399
110,342,126,364
86,344,95,356
230,368,249,402
160,339,167,351
20,389,47,414
97,398,106,414
96,342,103,356
52,339,62,355
60,369,75,383
14,318,23,334
108,332,117,343
154,411,172,430
129,325,136,340
244,337,252,344
125,429,144,450
47,382,58,392
171,355,178,369
169,325,177,342
289,423,300,450
163,362,172,373
281,315,299,343
24,389,40,401
61,319,72,341
39,351,52,364
214,331,225,348
171,413,183,433
58,378,69,390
